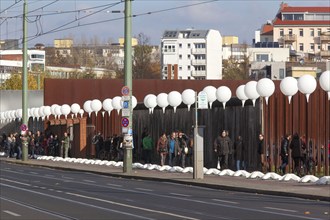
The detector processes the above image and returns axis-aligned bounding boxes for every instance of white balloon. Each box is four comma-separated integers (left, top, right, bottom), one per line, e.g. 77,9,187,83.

10,111,16,121
203,86,217,109
280,77,298,104
71,103,80,117
168,91,182,113
132,96,137,109
102,98,113,116
83,100,93,117
55,105,62,118
43,106,52,119
33,108,40,120
90,99,102,117
146,95,157,114
61,104,71,119
16,109,23,119
319,70,330,100
79,109,84,118
112,96,122,115
182,89,195,111
157,93,169,113
51,104,59,116
38,106,46,119
298,74,317,103
257,78,275,105
216,86,232,109
244,81,260,107
236,85,248,107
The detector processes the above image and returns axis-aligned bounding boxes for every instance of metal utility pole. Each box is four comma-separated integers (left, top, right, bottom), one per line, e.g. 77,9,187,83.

123,0,133,173
21,0,29,161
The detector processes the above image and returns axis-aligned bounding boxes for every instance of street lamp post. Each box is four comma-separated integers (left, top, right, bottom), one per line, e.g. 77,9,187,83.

21,0,28,161
123,0,133,173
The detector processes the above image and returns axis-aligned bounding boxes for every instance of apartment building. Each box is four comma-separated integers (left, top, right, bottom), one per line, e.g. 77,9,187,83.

259,3,330,61
0,49,45,83
161,29,222,80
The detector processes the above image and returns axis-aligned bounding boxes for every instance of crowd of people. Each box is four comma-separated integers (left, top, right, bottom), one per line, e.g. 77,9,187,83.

1,128,328,175
0,130,71,159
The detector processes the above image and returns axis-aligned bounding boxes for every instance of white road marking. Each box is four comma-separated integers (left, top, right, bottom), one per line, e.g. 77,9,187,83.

0,178,31,186
3,210,21,217
212,199,239,204
29,172,38,175
135,188,153,192
83,180,95,183
67,192,199,220
264,206,298,213
62,176,74,180
107,183,122,187
169,192,191,197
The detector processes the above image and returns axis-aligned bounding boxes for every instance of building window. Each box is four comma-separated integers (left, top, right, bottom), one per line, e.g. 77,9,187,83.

299,29,303,37
179,66,182,71
310,43,314,51
317,29,322,36
179,43,182,48
310,29,314,37
288,29,293,35
256,54,269,62
187,66,191,70
179,54,182,59
187,43,191,48
317,44,321,50
299,43,304,51
280,29,284,36
187,54,191,59
279,68,285,79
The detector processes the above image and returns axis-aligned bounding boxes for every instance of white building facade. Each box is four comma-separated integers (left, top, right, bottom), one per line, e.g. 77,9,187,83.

161,29,222,80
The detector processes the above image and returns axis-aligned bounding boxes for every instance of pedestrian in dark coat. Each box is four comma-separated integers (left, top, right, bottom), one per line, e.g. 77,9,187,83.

279,134,291,174
214,130,232,170
290,132,303,175
234,136,244,171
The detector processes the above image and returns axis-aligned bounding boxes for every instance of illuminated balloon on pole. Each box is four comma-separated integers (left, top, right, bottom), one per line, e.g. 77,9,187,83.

90,99,102,117
112,96,122,115
298,74,317,103
182,89,195,111
102,98,113,116
319,70,330,100
168,91,182,113
216,86,232,109
236,85,248,107
43,106,52,120
203,86,217,109
256,78,275,105
83,100,93,117
157,93,168,114
244,81,260,107
280,77,298,104
61,104,71,119
146,95,157,114
71,103,80,118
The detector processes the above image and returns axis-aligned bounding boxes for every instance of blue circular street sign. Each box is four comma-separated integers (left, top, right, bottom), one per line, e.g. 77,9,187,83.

121,86,130,96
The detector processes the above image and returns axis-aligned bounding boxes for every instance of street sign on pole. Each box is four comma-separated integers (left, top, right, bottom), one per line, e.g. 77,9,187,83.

121,86,130,96
121,117,129,127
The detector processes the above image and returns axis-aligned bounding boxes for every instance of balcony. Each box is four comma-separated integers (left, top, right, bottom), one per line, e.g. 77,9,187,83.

320,35,330,43
191,70,206,77
320,50,330,57
191,48,206,54
191,59,206,65
280,34,297,42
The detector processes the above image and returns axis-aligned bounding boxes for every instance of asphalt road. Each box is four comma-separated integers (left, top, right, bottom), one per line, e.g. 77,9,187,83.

1,163,329,220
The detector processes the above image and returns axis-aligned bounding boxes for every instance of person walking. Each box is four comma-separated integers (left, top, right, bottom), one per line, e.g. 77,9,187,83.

61,132,70,158
258,134,265,172
168,132,178,166
142,133,153,164
157,132,168,166
214,130,232,170
178,131,188,168
279,134,291,174
290,132,303,176
234,136,244,171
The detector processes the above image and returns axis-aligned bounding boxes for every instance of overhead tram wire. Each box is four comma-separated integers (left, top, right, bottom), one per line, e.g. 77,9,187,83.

0,0,23,15
26,0,220,42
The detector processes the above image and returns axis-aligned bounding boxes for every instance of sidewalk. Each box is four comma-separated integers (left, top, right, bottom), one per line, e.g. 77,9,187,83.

1,157,329,202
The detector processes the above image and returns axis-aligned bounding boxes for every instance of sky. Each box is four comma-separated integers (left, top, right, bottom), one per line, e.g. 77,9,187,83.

0,0,329,48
